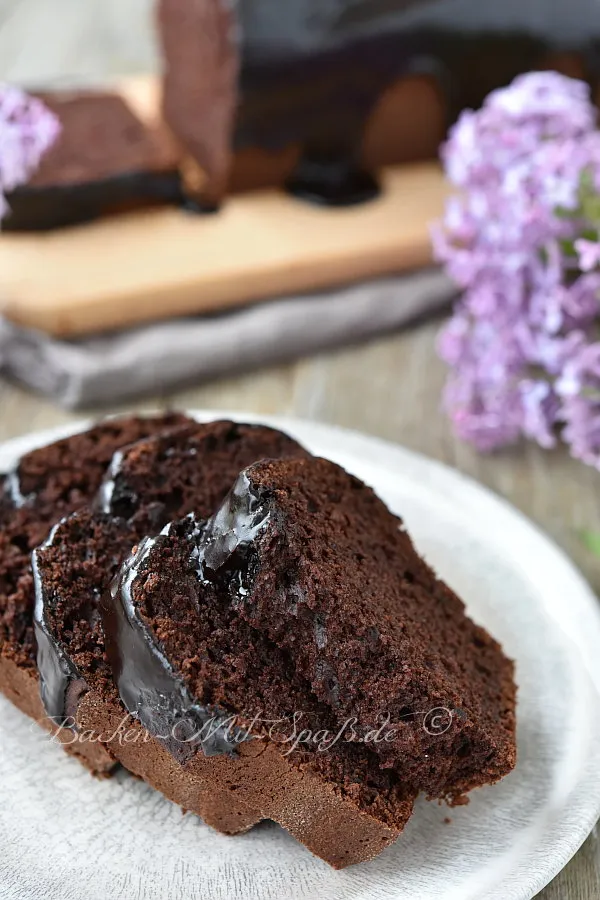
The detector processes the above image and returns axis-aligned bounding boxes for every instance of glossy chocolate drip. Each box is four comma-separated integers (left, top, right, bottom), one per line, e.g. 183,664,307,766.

192,472,270,605
236,25,419,155
238,32,403,206
101,531,248,763
3,467,31,509
5,170,182,232
180,196,220,215
236,27,556,150
286,151,380,206
32,523,81,726
98,450,131,517
235,27,559,206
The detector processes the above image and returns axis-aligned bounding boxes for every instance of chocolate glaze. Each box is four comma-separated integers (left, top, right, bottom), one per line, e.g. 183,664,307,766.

235,27,562,207
180,197,220,215
192,472,270,605
101,531,249,763
3,467,31,509
5,169,182,232
97,450,130,517
32,522,81,725
286,151,380,207
196,472,269,572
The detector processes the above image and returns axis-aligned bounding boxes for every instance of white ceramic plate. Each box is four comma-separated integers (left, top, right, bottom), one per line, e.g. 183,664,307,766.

1,412,600,900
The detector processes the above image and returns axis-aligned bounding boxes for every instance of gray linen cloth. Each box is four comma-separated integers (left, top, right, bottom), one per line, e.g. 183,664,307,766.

0,269,454,409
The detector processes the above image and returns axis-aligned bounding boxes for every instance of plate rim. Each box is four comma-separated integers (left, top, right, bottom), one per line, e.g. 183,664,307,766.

1,408,600,900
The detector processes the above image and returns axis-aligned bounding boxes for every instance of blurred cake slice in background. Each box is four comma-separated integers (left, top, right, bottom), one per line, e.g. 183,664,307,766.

4,85,182,231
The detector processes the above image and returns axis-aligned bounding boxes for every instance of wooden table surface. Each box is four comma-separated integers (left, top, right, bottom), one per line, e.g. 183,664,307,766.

2,2,600,897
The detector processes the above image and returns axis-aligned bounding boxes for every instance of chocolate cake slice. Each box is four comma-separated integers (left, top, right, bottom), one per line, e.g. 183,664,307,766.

96,457,515,865
32,509,261,836
158,0,239,210
0,413,190,772
31,421,309,833
4,90,182,231
184,456,516,801
98,514,415,866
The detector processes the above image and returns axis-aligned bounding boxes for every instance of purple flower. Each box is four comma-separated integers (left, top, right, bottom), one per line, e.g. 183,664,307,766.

575,238,600,272
435,71,600,468
519,380,559,449
0,84,60,222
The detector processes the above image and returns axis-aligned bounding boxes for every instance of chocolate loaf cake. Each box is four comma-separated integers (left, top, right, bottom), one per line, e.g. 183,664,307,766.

94,455,515,865
31,421,308,833
157,0,596,207
0,413,190,772
4,90,182,231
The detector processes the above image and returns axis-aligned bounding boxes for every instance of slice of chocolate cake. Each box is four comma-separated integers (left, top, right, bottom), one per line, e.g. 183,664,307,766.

96,457,515,865
0,413,190,772
32,509,261,836
33,418,308,723
0,413,189,518
4,90,182,231
185,456,517,801
158,0,239,210
31,421,308,833
98,514,415,866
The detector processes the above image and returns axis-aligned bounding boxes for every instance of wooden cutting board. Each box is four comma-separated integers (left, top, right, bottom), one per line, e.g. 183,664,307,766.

0,158,449,339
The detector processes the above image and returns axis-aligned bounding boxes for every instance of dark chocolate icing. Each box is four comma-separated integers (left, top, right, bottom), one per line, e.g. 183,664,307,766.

5,169,182,232
32,523,81,726
234,25,561,206
180,197,221,215
101,530,249,763
97,450,134,519
190,472,271,608
3,467,31,509
195,471,270,577
286,152,380,207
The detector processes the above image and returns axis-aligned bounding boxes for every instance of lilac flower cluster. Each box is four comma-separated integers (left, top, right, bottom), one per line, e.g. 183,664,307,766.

0,84,60,222
434,71,600,467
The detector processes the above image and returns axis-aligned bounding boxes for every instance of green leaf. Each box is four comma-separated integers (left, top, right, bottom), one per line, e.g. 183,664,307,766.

580,530,600,557
581,196,600,226
579,168,600,227
559,239,578,257
555,205,577,220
